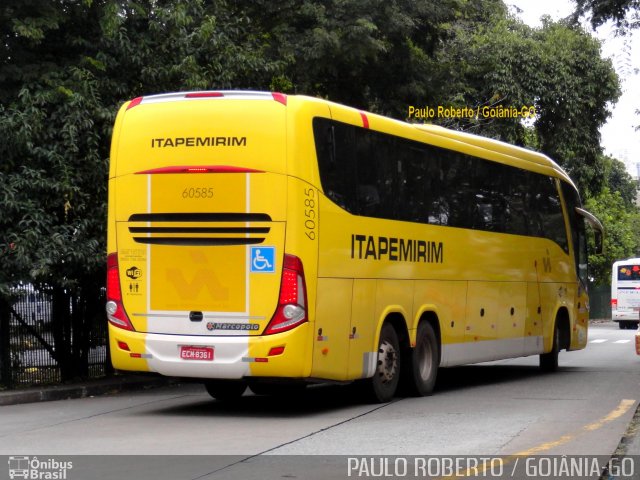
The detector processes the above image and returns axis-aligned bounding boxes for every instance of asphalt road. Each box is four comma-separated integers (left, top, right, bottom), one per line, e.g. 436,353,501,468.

1,321,639,479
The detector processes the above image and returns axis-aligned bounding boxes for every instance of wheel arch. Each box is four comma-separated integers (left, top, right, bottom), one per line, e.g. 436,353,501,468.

383,311,410,352
373,306,410,351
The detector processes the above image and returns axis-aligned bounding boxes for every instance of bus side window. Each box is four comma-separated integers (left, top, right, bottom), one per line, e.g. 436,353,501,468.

561,181,588,285
355,128,379,217
438,151,473,229
508,169,531,236
537,177,569,252
313,118,358,213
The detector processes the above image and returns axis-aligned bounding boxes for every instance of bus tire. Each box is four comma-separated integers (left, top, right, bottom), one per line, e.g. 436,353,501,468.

366,323,401,403
404,322,439,396
540,324,560,372
204,380,247,401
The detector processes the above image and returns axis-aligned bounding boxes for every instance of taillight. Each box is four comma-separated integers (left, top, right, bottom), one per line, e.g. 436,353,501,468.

126,97,143,110
106,253,135,331
611,299,618,310
264,254,308,335
185,92,224,98
135,165,263,175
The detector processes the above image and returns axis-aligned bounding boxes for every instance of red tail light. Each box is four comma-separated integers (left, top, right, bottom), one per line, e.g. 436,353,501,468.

126,97,143,110
185,92,224,98
264,254,308,335
135,165,263,175
611,299,618,310
106,253,135,331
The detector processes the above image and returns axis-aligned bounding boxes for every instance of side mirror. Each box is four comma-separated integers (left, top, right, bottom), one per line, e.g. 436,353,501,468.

576,207,604,254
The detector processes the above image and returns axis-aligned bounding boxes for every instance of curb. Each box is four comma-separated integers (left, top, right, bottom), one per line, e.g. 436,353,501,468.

0,375,174,406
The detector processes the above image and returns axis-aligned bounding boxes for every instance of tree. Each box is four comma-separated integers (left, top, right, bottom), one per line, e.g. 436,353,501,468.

573,0,640,30
0,0,284,382
584,153,640,285
1,1,115,381
435,11,620,196
229,0,465,117
585,187,640,285
601,154,638,207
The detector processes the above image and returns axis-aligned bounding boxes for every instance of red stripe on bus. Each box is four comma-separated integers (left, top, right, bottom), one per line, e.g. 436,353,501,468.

135,166,264,174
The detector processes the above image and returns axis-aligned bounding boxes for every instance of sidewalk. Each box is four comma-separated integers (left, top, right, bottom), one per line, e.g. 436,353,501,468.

0,374,173,406
616,402,640,457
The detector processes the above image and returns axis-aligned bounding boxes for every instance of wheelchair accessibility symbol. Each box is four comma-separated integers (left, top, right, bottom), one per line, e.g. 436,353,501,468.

250,246,275,273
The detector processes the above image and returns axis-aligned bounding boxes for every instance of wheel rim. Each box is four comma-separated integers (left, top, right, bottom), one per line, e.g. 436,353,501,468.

416,335,433,381
377,340,398,384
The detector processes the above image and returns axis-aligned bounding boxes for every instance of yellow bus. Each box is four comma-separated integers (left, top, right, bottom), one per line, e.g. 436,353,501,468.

106,91,603,402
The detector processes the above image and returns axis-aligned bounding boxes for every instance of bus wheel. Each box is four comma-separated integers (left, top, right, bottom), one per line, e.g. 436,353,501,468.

204,380,247,401
405,322,439,396
540,324,560,372
367,323,400,403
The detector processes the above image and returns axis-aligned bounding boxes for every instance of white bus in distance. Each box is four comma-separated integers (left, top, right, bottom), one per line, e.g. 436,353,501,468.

611,258,640,329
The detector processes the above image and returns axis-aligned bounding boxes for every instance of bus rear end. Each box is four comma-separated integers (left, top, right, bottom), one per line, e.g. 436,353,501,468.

106,91,313,395
611,259,640,329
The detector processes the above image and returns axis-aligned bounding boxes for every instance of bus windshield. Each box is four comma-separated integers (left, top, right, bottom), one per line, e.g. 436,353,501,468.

618,264,640,281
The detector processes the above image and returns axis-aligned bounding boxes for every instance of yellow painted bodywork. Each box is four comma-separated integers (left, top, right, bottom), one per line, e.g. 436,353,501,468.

107,93,588,382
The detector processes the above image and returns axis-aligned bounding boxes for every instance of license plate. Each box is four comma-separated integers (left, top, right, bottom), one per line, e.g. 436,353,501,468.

180,346,214,361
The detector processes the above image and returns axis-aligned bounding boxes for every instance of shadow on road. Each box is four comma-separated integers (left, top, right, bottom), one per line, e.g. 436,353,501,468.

146,382,373,418
146,363,581,417
434,363,580,394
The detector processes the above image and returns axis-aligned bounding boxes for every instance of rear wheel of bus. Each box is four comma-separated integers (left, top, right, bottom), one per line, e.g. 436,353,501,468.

366,323,401,403
403,321,439,396
204,380,247,401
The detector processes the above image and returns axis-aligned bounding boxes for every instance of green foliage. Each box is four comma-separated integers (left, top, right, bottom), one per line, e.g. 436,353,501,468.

585,187,640,285
601,154,638,208
584,154,639,286
0,72,109,294
436,12,620,196
573,0,640,30
232,0,464,116
533,20,620,197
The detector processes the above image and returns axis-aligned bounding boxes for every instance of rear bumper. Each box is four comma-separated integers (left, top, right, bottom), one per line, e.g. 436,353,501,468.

613,311,640,321
109,322,312,380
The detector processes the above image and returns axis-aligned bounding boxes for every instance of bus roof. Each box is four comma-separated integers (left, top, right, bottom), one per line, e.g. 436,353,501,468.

121,90,577,189
613,258,640,265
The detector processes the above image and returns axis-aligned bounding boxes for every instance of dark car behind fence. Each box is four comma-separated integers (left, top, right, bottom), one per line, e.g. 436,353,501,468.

0,284,109,389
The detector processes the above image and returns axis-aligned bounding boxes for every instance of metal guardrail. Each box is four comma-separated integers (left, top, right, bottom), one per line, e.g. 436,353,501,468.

0,284,108,388
589,284,612,320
